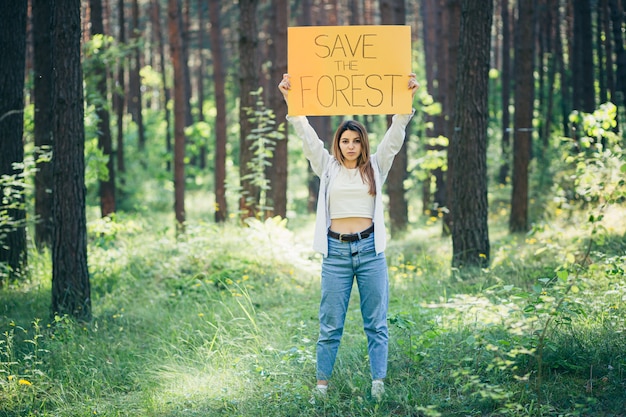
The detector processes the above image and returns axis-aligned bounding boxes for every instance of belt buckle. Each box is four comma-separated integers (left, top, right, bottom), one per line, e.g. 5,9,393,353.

339,233,345,242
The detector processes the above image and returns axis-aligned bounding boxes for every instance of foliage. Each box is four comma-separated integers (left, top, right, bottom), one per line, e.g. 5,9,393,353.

1,190,625,416
0,150,43,281
83,34,132,111
237,87,285,218
553,102,625,210
0,168,28,250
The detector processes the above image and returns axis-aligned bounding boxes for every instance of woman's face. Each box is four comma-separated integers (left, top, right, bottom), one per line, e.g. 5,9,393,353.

338,129,362,168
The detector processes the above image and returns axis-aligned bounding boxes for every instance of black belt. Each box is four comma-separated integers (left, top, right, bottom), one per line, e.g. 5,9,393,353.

328,224,374,242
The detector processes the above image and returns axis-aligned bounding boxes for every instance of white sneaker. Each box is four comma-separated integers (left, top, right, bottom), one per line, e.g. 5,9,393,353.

371,380,384,401
309,384,328,404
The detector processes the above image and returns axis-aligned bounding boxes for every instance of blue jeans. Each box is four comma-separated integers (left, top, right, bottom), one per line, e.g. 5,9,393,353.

316,232,389,381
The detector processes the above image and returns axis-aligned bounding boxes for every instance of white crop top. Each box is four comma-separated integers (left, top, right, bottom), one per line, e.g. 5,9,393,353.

329,166,375,219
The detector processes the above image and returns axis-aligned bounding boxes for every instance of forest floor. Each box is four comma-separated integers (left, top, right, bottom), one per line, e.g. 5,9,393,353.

1,202,625,416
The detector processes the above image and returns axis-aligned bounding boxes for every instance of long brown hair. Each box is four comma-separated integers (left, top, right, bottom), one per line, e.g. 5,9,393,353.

331,120,376,195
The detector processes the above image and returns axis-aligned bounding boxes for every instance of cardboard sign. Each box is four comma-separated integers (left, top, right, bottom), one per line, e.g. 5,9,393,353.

287,25,412,116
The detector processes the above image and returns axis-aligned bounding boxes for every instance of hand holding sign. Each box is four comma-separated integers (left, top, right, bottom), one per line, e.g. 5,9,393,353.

287,25,414,116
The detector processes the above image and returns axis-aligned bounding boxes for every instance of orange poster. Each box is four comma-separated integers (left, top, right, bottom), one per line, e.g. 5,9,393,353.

287,25,412,116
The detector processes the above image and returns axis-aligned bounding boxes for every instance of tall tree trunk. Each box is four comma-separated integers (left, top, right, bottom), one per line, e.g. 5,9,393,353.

169,0,187,229
598,0,607,104
541,0,557,151
197,0,207,169
153,0,172,172
601,0,616,107
115,0,126,174
450,0,492,268
509,0,535,233
349,0,361,24
609,0,626,115
238,0,260,219
381,0,409,235
555,1,570,136
498,0,512,184
90,0,116,217
572,0,595,113
0,0,28,281
182,0,194,127
267,0,288,219
421,0,446,214
131,0,146,149
210,0,228,222
442,0,461,236
51,0,91,320
33,0,55,249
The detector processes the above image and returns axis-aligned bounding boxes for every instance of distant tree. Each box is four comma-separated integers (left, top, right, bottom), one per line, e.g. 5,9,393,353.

169,0,187,229
115,0,126,174
538,0,558,151
209,0,228,222
266,0,288,218
50,0,91,320
572,0,595,113
363,0,376,24
498,0,512,184
197,0,207,168
238,0,260,218
449,0,492,268
349,0,361,24
442,0,461,236
89,0,116,217
509,0,534,233
181,0,193,128
600,0,616,109
152,0,172,172
555,0,570,136
421,0,446,215
130,0,146,149
33,0,55,249
609,0,626,114
0,0,28,281
381,0,410,235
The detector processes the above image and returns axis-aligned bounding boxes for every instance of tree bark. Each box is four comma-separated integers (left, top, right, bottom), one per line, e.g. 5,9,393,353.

197,0,207,169
509,0,535,233
182,0,194,128
381,0,409,235
238,0,260,219
169,0,187,229
153,0,172,172
450,0,492,268
421,0,446,214
601,0,616,107
267,0,289,219
90,0,116,217
33,0,55,249
571,0,595,113
498,0,512,184
115,0,126,174
609,0,626,113
0,0,28,281
209,0,228,222
130,0,146,149
51,0,91,320
442,0,461,236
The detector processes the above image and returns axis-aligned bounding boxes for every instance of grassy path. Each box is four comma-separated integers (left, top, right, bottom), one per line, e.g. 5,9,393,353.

1,213,625,416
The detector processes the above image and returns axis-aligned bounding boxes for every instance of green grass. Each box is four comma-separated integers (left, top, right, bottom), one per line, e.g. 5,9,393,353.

1,204,625,417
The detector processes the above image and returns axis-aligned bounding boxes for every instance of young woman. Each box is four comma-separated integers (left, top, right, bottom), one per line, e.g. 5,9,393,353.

278,73,418,401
